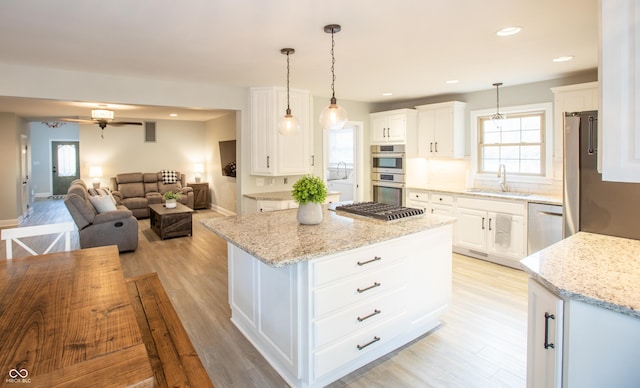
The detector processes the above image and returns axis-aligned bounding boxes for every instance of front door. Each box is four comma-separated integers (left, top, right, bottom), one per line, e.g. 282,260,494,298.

51,141,80,196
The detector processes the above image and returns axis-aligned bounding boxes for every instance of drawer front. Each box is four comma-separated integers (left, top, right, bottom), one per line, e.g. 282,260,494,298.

314,261,405,317
407,191,429,202
312,239,410,287
430,193,454,205
313,312,405,379
313,287,406,349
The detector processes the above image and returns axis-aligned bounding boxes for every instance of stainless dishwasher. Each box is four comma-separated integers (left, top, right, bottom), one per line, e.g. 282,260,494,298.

527,202,563,255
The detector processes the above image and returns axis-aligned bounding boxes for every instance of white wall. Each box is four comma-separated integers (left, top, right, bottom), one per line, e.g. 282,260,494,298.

79,119,207,188
205,112,237,214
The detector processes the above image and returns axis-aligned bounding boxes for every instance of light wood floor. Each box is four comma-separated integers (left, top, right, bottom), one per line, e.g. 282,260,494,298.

2,199,529,387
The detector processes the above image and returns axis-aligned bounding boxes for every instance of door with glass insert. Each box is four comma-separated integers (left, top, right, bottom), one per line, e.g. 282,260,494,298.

51,141,80,196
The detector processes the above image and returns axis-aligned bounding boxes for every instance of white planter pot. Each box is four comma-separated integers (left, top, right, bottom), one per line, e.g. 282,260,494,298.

165,199,177,208
296,202,323,225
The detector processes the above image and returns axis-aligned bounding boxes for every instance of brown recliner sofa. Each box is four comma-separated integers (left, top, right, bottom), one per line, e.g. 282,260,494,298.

111,171,194,219
64,179,138,252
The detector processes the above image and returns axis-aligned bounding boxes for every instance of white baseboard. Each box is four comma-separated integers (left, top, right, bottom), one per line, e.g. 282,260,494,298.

34,192,52,199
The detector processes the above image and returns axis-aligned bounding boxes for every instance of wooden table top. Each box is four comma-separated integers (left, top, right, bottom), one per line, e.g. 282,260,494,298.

149,202,194,215
0,245,153,387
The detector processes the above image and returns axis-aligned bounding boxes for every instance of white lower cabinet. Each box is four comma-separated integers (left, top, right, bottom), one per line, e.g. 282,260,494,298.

227,225,452,387
455,196,526,266
526,278,640,387
527,278,563,388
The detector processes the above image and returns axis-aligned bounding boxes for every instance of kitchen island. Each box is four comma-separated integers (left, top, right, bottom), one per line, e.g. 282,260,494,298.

520,232,640,387
202,207,455,387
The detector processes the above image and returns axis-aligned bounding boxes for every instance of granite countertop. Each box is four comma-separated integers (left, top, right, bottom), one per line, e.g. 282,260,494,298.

244,190,341,201
521,232,640,319
201,207,455,268
407,186,563,206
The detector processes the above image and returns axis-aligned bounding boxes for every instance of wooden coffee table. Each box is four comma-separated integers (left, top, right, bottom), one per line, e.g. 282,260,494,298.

149,203,194,240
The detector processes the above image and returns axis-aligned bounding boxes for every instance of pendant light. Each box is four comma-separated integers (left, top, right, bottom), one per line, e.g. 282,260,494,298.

490,82,505,129
319,24,348,130
277,48,301,135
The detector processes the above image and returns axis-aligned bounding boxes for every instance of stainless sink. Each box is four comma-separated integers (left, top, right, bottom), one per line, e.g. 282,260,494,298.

466,189,531,197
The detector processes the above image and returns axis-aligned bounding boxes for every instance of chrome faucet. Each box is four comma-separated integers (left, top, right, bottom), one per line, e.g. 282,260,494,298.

498,164,509,192
337,161,348,179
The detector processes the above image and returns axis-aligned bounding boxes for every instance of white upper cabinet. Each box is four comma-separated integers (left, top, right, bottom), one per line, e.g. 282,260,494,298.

551,82,598,169
250,87,312,176
414,101,466,159
600,0,640,182
370,109,417,145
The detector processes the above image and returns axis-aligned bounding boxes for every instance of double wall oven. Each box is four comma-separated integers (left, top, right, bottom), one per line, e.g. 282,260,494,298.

371,145,405,206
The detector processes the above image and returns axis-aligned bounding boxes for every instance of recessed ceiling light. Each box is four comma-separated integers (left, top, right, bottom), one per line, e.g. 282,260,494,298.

496,26,522,37
169,113,178,117
553,55,574,63
382,92,393,96
445,79,459,84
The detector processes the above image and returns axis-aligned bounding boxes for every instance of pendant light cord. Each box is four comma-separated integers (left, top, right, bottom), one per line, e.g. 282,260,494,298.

330,27,336,99
286,50,291,112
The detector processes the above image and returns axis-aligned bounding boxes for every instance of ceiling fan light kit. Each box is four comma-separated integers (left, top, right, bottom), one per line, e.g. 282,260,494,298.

91,108,114,121
59,105,143,138
319,24,348,130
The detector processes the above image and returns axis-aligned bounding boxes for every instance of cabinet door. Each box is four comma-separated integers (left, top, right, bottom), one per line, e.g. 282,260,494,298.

276,89,311,175
385,114,406,143
527,278,563,388
455,207,487,252
487,212,526,260
432,107,454,157
371,116,388,144
417,109,436,157
257,200,281,212
251,89,274,175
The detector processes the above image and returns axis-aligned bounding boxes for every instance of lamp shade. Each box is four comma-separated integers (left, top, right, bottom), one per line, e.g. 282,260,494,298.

194,163,204,174
319,101,348,130
277,113,301,135
88,166,103,178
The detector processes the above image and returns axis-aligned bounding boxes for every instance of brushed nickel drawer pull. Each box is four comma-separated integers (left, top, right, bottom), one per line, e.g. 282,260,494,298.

357,309,381,322
357,282,381,293
357,336,380,350
357,256,381,266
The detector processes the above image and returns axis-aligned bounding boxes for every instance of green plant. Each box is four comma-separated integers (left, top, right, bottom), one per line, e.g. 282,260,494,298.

291,175,328,204
163,191,182,200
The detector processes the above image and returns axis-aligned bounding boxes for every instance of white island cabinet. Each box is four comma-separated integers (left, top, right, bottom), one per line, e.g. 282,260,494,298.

202,208,454,387
521,232,640,388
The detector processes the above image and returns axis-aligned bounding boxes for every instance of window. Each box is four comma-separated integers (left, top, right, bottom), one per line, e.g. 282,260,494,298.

327,127,354,167
478,110,546,176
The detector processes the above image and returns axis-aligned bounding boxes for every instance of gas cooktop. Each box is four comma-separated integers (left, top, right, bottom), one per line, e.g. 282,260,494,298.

334,202,424,222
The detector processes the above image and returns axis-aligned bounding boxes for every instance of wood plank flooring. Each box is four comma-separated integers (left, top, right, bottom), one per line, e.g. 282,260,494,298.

2,199,529,387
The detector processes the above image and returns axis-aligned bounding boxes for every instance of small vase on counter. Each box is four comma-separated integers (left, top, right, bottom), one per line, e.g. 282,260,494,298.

297,202,323,225
291,175,328,225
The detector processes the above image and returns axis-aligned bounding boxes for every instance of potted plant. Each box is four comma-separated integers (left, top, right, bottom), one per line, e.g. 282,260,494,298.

163,191,181,208
291,175,328,225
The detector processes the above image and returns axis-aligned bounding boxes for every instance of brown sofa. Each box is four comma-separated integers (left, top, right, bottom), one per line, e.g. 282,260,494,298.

111,171,194,219
64,179,138,252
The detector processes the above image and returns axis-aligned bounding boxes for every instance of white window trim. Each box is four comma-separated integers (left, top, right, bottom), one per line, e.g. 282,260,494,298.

470,102,554,184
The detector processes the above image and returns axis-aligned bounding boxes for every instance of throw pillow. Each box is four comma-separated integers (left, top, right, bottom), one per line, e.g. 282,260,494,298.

161,170,178,184
90,195,117,213
96,187,117,205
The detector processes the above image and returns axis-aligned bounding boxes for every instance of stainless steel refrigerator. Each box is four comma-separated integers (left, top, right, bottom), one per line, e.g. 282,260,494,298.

564,111,640,239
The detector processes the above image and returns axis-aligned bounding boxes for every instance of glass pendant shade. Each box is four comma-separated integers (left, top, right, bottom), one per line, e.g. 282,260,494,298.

319,97,348,130
277,109,301,135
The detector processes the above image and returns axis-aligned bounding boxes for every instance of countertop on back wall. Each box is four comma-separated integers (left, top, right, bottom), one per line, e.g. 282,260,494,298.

407,186,563,206
243,190,341,201
521,232,640,319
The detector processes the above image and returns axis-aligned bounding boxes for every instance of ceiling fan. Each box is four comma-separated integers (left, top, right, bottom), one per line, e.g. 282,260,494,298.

60,106,143,138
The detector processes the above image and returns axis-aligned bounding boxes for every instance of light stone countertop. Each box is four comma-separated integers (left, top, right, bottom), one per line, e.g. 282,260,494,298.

521,232,640,319
201,207,455,268
244,190,341,201
407,186,563,206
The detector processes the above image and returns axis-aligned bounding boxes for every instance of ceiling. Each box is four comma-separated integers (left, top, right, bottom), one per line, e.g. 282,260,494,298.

0,0,598,121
